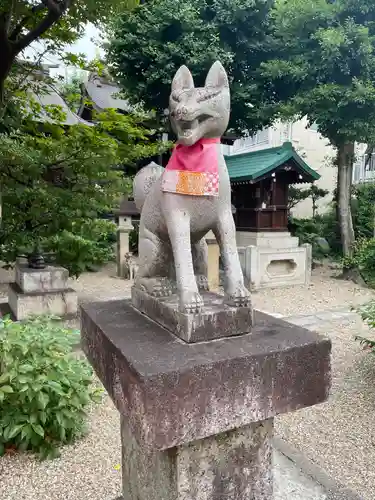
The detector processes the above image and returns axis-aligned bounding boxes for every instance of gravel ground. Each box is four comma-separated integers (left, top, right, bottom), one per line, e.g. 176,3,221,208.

1,263,375,499
70,263,375,315
276,314,375,500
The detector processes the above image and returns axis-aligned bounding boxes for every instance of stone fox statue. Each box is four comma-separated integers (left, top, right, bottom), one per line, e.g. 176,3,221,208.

133,61,250,313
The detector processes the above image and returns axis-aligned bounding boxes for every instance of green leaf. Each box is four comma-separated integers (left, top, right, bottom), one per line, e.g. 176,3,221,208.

18,364,34,374
7,424,24,440
18,375,31,385
48,381,64,395
21,425,33,440
0,372,10,384
0,443,4,456
31,424,45,438
37,392,49,410
1,385,13,393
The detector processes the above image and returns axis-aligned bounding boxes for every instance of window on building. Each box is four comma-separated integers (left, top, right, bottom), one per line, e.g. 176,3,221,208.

365,154,375,171
233,128,269,151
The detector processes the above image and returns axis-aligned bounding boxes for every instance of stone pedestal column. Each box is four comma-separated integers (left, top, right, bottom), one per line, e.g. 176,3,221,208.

205,230,220,291
81,301,331,500
117,215,134,278
121,416,273,500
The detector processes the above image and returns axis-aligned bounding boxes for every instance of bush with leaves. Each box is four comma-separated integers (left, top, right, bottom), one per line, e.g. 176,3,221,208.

289,217,333,260
0,87,163,275
343,238,375,287
288,184,329,218
352,183,375,240
0,315,101,459
354,301,375,352
44,219,117,277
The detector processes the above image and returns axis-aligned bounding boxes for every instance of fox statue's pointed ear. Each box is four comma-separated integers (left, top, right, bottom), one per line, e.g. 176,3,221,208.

205,61,229,88
171,65,194,91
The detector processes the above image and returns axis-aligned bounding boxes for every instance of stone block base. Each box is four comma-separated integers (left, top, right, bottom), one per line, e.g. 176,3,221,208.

236,231,299,249
15,263,69,292
81,299,330,500
131,287,252,343
8,283,78,320
81,300,331,451
238,243,312,290
121,415,273,500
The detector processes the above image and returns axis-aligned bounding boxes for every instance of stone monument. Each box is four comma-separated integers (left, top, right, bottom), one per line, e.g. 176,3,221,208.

81,61,331,499
8,261,77,320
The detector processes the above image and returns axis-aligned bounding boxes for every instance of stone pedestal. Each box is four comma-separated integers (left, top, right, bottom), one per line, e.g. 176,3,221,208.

121,415,273,500
117,215,134,278
8,263,77,320
205,230,220,291
131,287,252,343
81,300,331,500
236,232,312,290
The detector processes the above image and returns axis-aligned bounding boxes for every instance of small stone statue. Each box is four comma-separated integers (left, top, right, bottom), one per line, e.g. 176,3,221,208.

133,61,250,313
123,251,138,280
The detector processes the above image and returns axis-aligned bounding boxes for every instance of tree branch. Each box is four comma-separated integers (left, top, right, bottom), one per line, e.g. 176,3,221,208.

41,150,78,170
2,167,33,187
4,0,15,35
0,11,8,43
13,0,72,53
9,3,46,42
41,0,63,16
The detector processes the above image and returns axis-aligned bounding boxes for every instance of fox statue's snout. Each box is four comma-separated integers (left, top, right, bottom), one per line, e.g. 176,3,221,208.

169,61,230,147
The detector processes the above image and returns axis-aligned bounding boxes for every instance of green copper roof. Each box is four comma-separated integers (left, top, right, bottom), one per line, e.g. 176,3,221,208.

225,142,320,183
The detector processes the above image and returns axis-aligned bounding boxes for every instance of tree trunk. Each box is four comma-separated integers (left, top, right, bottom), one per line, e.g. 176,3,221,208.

0,35,15,106
337,143,355,257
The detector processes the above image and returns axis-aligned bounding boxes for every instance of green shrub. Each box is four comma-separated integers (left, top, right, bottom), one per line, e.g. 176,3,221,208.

317,210,342,256
355,300,375,352
289,217,334,259
353,183,375,239
0,316,101,459
44,219,117,277
343,238,375,287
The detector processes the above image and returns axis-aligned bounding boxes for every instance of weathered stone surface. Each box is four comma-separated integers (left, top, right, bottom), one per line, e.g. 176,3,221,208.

15,263,69,293
9,282,77,320
131,287,252,342
81,299,331,450
237,241,312,291
121,415,273,500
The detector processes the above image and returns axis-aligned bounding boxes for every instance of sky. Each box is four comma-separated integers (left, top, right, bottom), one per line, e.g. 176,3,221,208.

24,23,104,81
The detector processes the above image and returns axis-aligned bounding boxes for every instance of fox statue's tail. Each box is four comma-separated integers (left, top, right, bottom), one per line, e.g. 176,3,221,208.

133,162,164,212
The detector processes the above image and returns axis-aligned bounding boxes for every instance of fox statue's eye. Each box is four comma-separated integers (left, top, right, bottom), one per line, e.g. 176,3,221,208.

171,91,180,102
196,89,221,103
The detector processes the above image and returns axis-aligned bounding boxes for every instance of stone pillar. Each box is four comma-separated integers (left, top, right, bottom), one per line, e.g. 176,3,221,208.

121,415,273,500
8,263,77,320
117,215,134,278
81,301,331,500
205,230,220,291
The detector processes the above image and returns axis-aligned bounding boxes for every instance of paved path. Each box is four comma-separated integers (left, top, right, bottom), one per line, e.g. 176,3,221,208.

260,305,358,326
267,306,373,500
275,450,328,499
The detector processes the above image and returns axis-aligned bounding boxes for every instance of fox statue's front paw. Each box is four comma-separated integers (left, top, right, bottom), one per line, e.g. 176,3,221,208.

179,289,204,314
225,284,251,308
135,277,174,297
